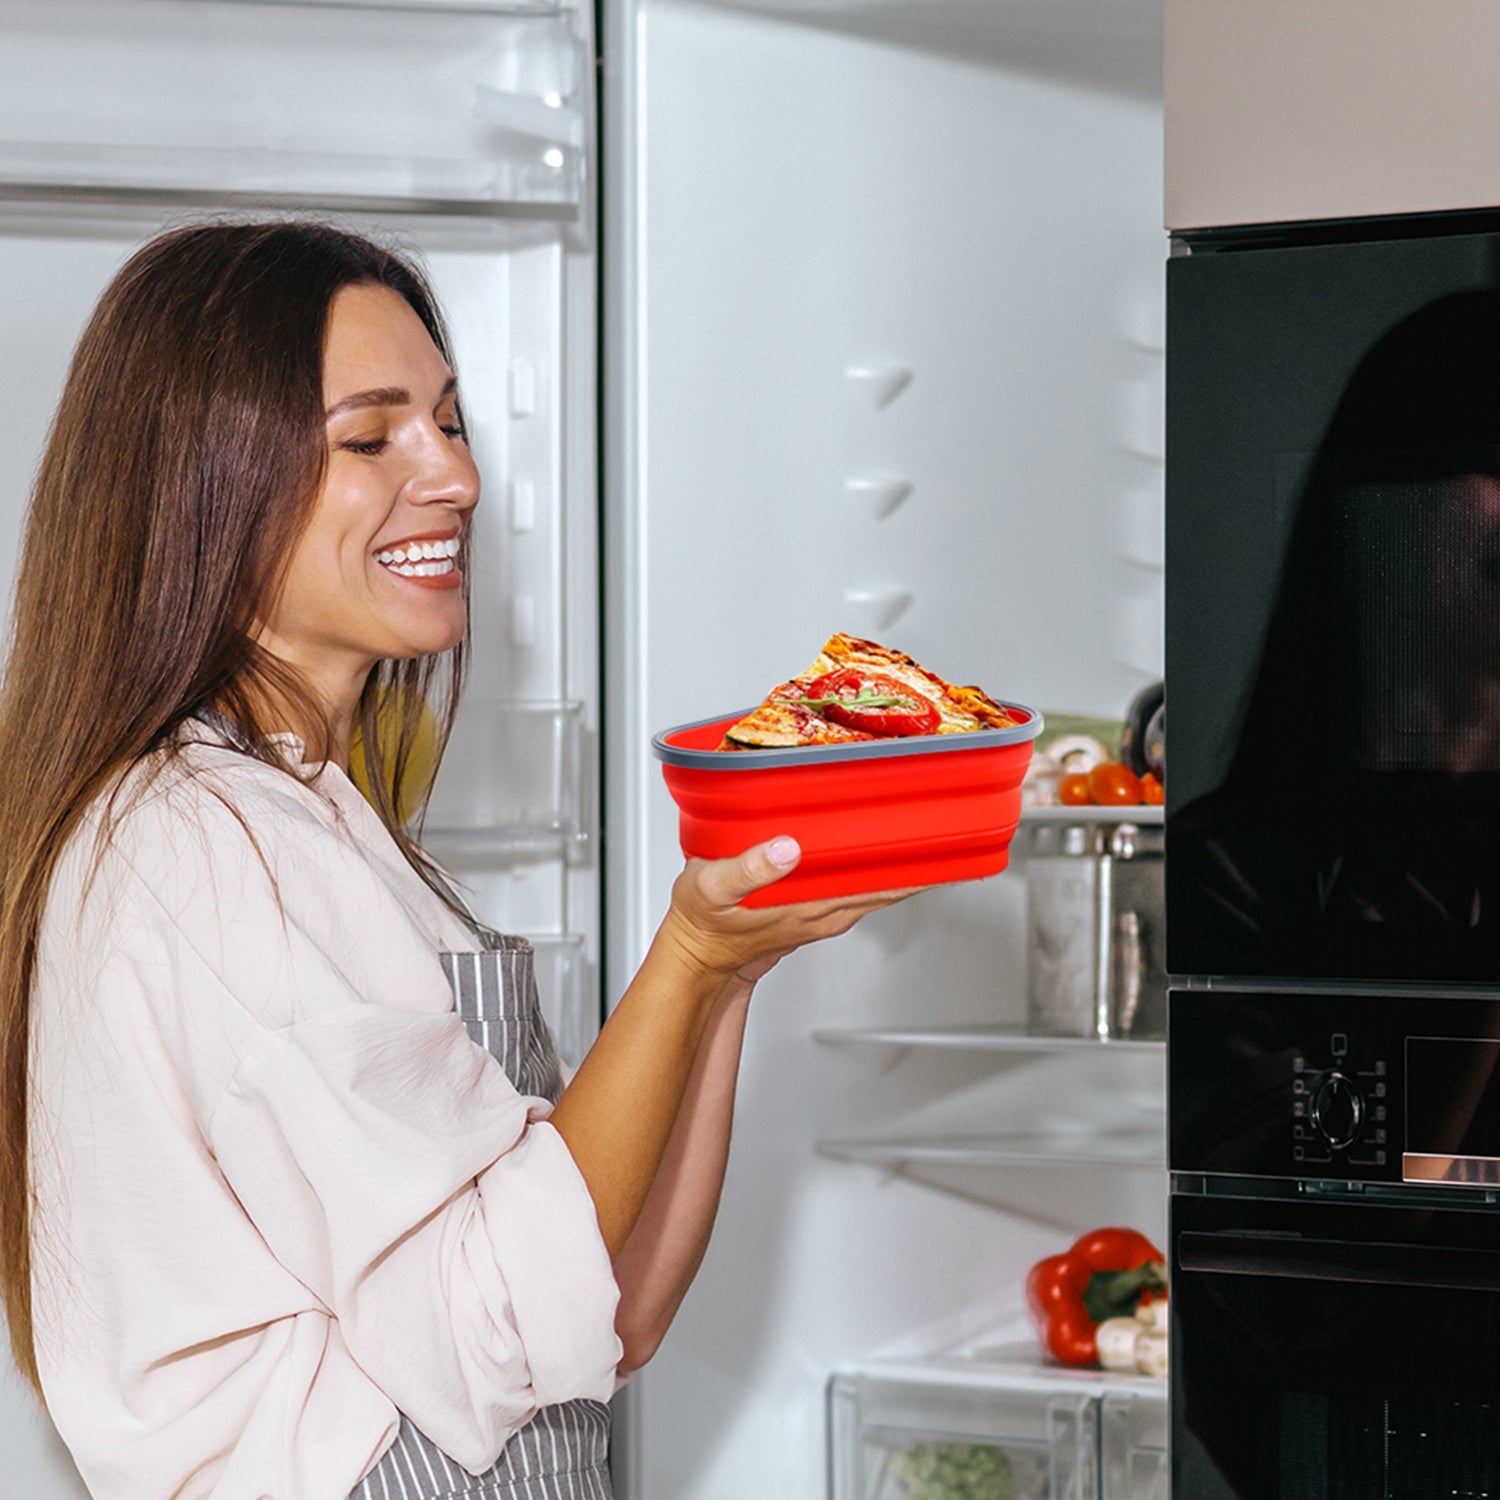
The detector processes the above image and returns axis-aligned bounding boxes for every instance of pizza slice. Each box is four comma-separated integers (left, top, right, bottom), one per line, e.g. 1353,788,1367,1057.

719,634,1020,750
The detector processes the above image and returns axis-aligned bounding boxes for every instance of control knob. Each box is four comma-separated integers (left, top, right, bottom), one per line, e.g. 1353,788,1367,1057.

1310,1070,1364,1150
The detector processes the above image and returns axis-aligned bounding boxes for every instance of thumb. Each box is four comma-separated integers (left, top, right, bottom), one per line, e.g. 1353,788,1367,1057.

715,835,802,905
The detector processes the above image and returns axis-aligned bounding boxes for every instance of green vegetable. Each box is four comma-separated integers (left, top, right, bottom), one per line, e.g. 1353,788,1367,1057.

793,691,913,711
891,1441,1014,1500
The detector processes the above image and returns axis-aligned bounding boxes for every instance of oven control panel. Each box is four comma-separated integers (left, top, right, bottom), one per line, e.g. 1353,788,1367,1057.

1292,1038,1389,1168
1171,987,1500,1187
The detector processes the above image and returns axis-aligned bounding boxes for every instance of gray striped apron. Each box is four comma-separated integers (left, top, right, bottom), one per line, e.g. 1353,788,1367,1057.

351,933,613,1500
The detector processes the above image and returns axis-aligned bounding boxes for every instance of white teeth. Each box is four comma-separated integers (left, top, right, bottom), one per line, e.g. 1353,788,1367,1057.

375,536,462,569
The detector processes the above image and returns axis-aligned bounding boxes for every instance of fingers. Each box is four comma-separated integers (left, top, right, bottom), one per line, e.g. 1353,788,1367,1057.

779,883,930,922
664,852,932,984
697,836,802,908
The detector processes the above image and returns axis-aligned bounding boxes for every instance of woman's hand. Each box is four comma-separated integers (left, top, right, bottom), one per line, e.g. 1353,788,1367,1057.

555,837,922,1271
655,836,921,986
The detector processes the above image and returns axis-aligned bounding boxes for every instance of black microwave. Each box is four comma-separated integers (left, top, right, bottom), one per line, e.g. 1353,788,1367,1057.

1166,213,1500,985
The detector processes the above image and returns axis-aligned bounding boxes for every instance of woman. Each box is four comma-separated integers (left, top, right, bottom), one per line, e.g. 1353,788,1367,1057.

0,221,911,1498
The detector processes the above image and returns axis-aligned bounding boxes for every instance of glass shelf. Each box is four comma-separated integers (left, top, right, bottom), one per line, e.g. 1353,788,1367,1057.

1019,803,1163,825
845,1346,1167,1402
813,1024,1164,1055
817,1132,1165,1171
240,0,565,13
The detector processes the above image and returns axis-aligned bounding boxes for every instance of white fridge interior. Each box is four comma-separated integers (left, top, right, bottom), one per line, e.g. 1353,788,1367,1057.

602,0,1168,1495
0,0,602,1490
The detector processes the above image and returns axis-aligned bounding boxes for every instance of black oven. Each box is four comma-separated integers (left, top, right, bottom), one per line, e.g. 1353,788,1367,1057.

1170,987,1500,1498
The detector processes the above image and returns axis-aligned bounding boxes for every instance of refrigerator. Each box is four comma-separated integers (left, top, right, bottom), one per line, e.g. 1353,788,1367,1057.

0,0,1169,1494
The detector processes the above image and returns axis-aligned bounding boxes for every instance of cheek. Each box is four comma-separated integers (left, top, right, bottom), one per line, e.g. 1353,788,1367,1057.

281,510,377,615
311,491,389,583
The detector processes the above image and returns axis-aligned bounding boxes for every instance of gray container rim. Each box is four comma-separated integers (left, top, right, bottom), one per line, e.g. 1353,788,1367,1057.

652,703,1044,770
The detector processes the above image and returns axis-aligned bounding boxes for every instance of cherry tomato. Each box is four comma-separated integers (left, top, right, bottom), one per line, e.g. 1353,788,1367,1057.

1057,772,1093,805
1140,771,1164,805
1088,761,1143,806
802,668,942,738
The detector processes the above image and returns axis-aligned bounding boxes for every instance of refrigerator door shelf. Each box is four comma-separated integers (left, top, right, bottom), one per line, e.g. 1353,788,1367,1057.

0,0,587,215
422,700,589,860
829,1366,1100,1500
0,141,584,220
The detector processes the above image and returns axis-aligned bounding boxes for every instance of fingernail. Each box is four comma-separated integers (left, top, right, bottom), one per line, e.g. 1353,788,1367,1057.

766,836,801,869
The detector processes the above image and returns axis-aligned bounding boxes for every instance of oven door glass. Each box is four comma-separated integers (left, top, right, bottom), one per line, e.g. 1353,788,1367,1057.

1173,1192,1500,1498
1166,224,1500,983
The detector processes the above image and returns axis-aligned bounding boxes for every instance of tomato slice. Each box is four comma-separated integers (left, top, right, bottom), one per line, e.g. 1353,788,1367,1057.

800,668,942,738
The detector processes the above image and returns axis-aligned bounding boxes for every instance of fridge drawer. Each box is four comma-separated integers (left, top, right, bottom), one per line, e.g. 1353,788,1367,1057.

828,1369,1098,1500
1099,1392,1168,1500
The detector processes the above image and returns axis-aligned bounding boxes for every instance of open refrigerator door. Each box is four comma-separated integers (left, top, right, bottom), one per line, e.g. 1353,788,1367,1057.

0,0,602,1489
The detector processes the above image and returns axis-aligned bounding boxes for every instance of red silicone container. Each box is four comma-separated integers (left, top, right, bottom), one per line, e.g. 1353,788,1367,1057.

653,705,1042,907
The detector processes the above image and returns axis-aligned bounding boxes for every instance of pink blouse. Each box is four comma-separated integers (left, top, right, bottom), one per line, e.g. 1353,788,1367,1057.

28,731,621,1498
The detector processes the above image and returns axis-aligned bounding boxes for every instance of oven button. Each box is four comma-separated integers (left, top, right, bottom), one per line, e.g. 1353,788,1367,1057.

1310,1070,1365,1150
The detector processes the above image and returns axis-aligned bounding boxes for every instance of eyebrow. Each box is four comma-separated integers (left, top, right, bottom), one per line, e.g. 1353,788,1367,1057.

325,374,458,420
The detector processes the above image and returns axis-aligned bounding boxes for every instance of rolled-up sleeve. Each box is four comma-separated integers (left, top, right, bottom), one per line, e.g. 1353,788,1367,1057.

210,995,622,1473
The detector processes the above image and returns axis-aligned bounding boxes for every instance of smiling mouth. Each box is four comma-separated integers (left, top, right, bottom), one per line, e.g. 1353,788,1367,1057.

374,534,462,578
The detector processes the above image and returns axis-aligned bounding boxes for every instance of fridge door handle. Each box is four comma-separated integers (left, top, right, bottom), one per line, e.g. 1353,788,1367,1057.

1178,1228,1500,1292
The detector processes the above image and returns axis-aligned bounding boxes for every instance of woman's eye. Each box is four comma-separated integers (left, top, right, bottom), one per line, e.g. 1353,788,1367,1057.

340,437,388,457
440,423,467,441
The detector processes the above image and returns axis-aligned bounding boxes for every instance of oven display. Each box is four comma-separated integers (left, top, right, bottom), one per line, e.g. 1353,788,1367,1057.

1405,1037,1500,1185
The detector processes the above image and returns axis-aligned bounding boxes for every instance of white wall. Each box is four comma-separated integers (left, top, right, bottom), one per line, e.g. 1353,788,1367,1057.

1167,0,1500,229
607,1,1165,1494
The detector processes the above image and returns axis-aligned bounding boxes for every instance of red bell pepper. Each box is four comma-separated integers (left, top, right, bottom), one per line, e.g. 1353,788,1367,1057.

1025,1226,1167,1367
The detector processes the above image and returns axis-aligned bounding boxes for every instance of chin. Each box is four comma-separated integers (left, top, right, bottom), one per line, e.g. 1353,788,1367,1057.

390,635,464,661
387,611,467,660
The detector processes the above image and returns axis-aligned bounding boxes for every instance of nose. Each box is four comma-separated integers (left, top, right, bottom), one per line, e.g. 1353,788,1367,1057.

407,421,480,514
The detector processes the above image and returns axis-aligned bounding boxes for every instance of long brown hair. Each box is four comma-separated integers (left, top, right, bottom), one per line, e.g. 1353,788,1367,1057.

0,220,470,1387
